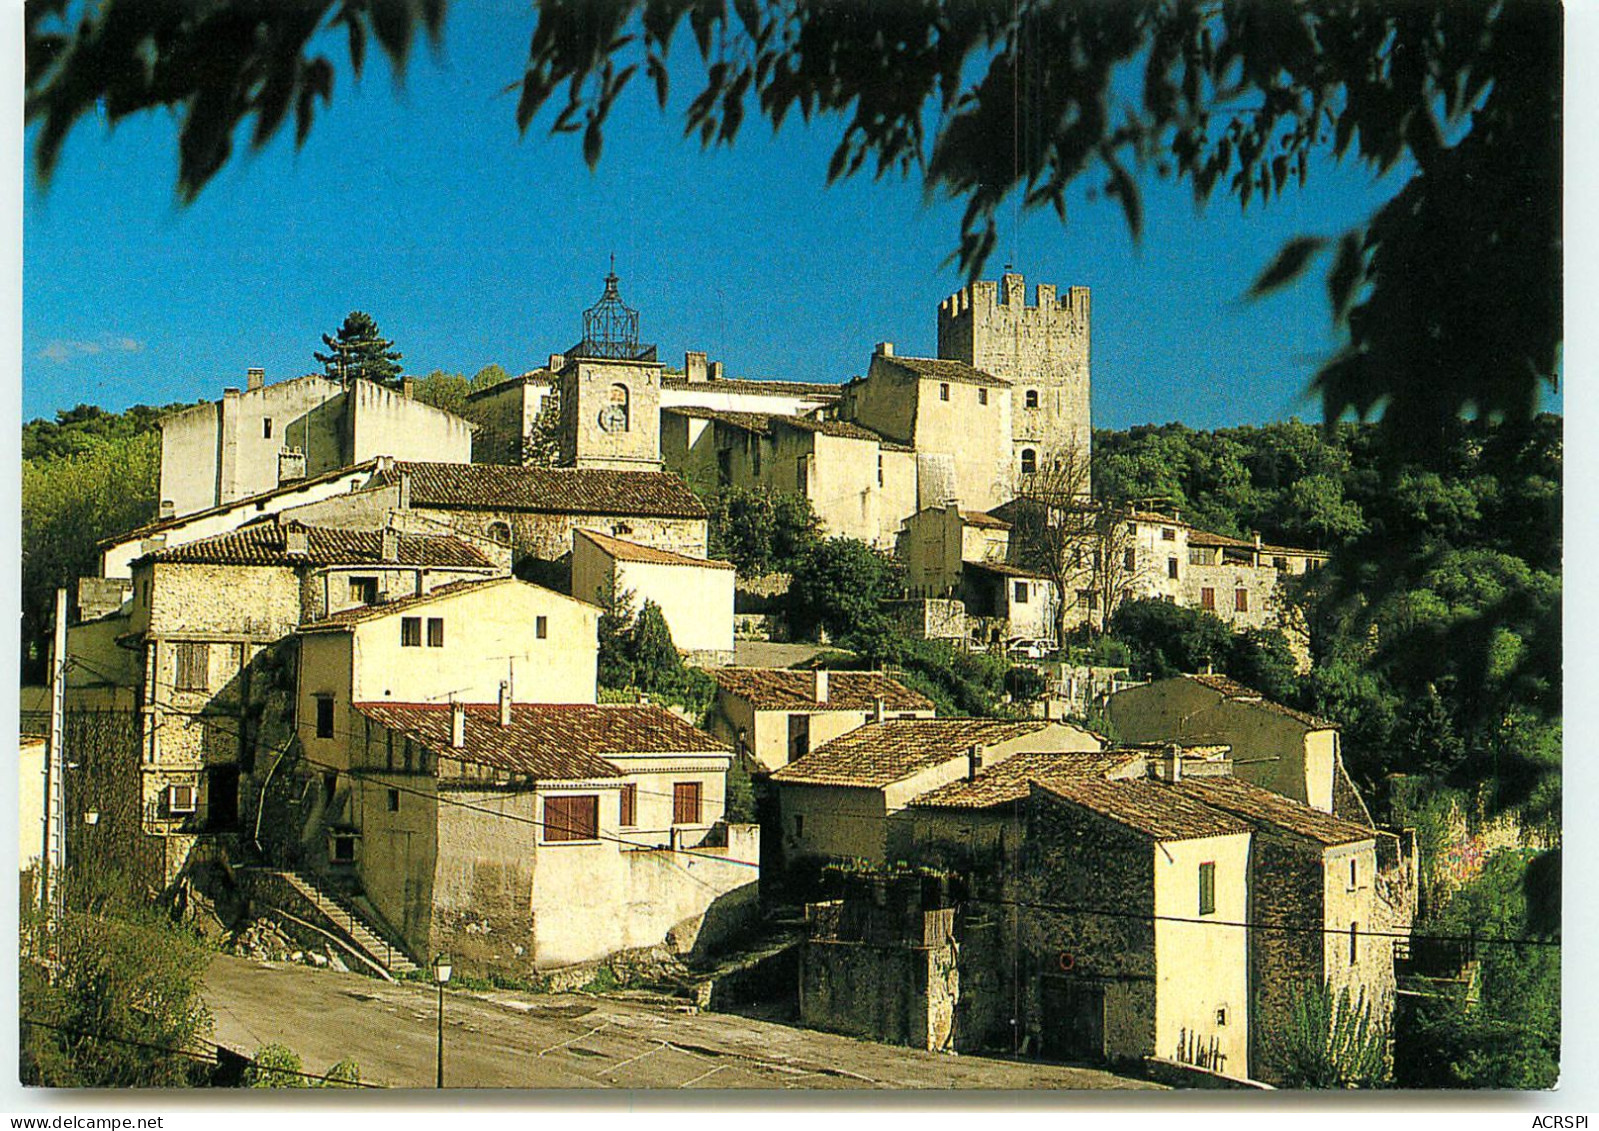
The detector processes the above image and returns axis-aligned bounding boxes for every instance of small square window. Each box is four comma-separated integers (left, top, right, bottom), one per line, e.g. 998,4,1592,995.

1161,527,1176,541
978,388,988,406
401,617,422,647
427,618,444,647
1013,581,1029,604
349,577,378,605
1024,389,1039,409
536,616,548,640
939,383,950,401
1216,1007,1228,1027
331,835,356,863
387,789,400,813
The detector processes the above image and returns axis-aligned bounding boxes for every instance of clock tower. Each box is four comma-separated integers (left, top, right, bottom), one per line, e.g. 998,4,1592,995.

557,267,663,471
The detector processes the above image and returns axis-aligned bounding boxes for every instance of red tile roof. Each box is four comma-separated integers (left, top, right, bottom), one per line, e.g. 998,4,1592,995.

373,461,707,519
909,750,1144,810
575,528,735,570
962,511,1012,530
713,668,934,712
355,702,729,780
1038,779,1250,841
770,719,1070,788
139,522,496,569
662,407,913,452
1174,777,1375,846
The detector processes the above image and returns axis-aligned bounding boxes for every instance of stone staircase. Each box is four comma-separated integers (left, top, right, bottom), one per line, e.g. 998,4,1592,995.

247,868,418,978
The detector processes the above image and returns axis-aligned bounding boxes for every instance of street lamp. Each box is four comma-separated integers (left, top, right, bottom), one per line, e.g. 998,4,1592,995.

432,953,452,1088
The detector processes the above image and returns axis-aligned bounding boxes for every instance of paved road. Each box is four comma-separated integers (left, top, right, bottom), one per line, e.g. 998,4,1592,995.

204,955,1158,1091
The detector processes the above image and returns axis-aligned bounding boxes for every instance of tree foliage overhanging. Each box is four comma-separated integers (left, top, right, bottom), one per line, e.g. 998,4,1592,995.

24,0,1560,431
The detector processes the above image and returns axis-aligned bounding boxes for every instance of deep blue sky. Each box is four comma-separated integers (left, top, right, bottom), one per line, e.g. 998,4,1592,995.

22,5,1552,430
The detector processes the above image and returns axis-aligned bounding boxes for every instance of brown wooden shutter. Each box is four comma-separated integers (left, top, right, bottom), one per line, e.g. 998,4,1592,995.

672,781,702,825
544,795,598,842
620,783,637,828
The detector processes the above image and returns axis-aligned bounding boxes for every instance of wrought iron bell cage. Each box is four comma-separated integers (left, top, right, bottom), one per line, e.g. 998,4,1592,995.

577,263,655,361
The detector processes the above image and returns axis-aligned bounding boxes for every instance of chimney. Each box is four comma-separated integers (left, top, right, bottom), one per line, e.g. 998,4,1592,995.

381,526,400,562
450,701,466,749
875,341,895,358
1154,743,1183,783
246,367,265,392
872,696,885,724
402,376,415,401
282,521,309,557
498,680,512,727
708,360,724,381
967,743,986,781
813,668,829,704
397,471,412,511
685,351,709,383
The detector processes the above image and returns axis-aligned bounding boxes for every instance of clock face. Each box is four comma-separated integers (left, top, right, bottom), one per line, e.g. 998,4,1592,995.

597,404,627,433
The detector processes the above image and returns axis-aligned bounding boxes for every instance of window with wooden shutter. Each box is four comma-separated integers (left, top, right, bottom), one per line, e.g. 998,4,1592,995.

673,781,703,825
427,617,445,647
401,617,422,647
1198,861,1216,915
544,795,599,842
1200,587,1216,611
1235,588,1249,612
619,783,637,828
174,642,210,692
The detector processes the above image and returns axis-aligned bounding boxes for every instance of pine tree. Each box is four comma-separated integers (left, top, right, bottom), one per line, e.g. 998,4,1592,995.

314,311,404,385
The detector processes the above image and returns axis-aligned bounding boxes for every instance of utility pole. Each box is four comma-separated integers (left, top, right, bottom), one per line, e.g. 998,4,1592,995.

40,587,67,919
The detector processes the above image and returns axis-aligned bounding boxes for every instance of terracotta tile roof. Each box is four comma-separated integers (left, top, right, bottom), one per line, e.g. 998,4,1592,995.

770,719,1059,788
576,528,734,570
374,461,707,519
713,668,934,712
1186,528,1257,549
1186,674,1336,729
100,459,383,546
880,356,1010,388
1175,777,1375,846
962,511,1011,530
1261,543,1329,559
909,751,1144,810
355,702,730,780
298,577,528,631
139,522,496,569
1038,779,1250,841
662,376,843,398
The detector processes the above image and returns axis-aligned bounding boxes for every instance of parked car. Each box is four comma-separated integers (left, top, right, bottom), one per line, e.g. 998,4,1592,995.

1006,638,1051,660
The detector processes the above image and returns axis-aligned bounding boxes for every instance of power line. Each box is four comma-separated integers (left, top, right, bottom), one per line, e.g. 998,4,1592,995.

19,1015,383,1088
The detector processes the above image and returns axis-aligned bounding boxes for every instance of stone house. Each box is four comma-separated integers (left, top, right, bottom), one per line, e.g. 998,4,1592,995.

343,699,756,974
1106,674,1367,818
156,372,474,520
767,718,1103,868
98,459,387,581
66,519,502,889
1013,776,1253,1076
707,668,936,773
1170,774,1398,1086
962,561,1058,648
835,348,1015,517
570,528,736,664
660,406,918,550
898,503,1012,597
280,460,711,586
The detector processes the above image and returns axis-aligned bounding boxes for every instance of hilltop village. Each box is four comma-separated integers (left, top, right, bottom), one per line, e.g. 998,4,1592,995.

35,271,1417,1088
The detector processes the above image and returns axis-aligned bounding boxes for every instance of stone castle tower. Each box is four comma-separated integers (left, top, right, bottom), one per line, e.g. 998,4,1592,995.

937,272,1091,485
